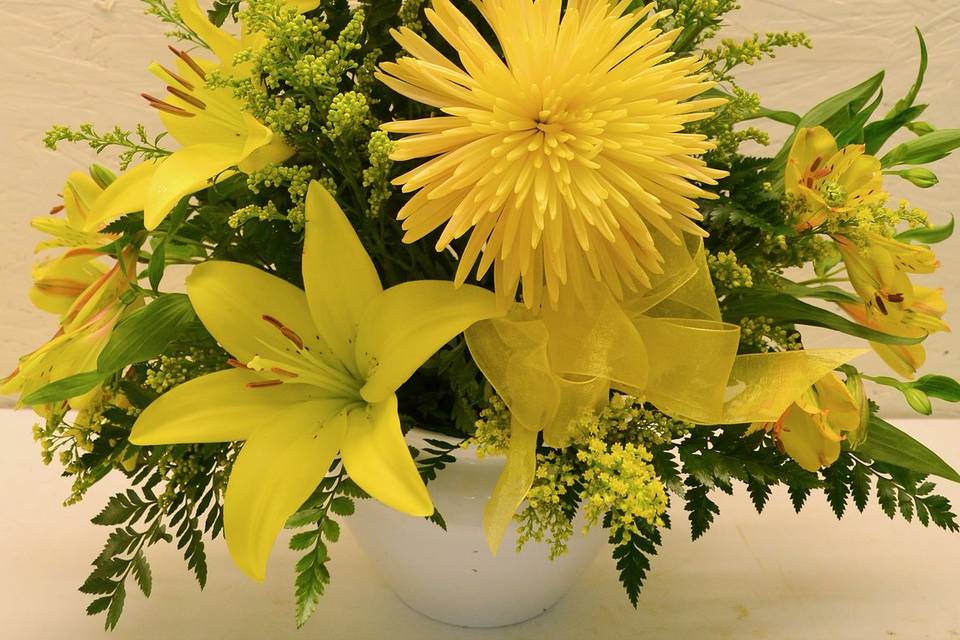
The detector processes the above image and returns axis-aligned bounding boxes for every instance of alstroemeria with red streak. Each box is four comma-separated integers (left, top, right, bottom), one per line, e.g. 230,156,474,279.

749,372,865,472
2,249,143,410
785,126,885,231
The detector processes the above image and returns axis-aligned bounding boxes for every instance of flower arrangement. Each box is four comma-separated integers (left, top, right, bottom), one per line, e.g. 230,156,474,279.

6,0,960,630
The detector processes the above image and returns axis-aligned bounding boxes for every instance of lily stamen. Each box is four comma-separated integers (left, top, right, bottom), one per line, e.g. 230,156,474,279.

167,85,207,110
227,358,249,369
246,379,284,388
158,63,195,91
49,205,65,215
271,367,299,378
168,45,206,80
141,93,196,118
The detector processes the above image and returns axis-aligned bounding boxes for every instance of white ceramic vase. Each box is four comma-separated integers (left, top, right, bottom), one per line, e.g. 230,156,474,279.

347,429,607,628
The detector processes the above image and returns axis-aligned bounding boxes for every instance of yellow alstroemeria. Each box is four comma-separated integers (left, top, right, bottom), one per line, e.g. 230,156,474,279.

749,373,864,472
841,286,950,378
2,249,142,410
129,182,502,581
28,169,134,315
785,126,885,230
30,248,107,316
32,170,119,252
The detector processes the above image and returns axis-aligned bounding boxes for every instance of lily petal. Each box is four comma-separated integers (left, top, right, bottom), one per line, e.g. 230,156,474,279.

302,182,382,372
357,281,501,403
186,261,327,366
236,113,294,173
174,0,241,66
340,395,433,516
224,401,349,581
144,143,240,230
130,368,323,445
86,161,159,231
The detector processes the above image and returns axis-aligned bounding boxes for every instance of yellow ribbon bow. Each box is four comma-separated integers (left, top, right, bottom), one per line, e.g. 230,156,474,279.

466,236,864,553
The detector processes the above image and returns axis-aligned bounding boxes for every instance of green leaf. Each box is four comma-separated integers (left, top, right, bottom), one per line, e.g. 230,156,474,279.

885,29,928,120
22,371,103,405
834,88,885,147
769,71,885,172
329,496,355,516
97,294,198,374
131,551,153,598
894,215,954,244
863,104,928,155
147,243,166,292
912,375,960,402
769,279,860,304
86,596,113,616
881,129,960,167
855,416,960,483
723,292,925,345
105,582,126,631
289,529,320,551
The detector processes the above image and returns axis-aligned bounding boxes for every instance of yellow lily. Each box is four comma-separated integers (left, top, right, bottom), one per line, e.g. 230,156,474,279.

172,0,320,74
749,373,863,472
88,1,299,231
785,126,885,230
2,249,142,410
129,182,502,581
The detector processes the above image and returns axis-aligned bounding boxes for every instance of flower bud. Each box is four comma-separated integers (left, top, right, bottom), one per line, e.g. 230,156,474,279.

894,168,939,189
904,387,933,415
89,164,117,189
906,121,935,136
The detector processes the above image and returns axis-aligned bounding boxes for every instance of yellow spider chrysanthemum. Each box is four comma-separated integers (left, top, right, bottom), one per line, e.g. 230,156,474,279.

377,0,726,307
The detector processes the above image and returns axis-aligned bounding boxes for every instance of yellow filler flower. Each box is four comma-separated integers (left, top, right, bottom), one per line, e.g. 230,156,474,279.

130,183,502,581
749,372,864,472
377,0,726,307
785,126,885,230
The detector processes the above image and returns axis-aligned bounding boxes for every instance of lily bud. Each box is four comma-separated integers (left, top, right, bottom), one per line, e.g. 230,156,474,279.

89,164,117,189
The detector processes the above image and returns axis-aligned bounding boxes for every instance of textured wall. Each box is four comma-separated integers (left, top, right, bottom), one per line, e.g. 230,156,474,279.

0,1,957,414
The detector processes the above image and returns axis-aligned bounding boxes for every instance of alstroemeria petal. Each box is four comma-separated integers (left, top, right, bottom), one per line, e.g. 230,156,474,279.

85,161,159,231
786,126,838,194
29,250,107,315
186,261,327,365
778,404,842,472
64,171,102,229
357,281,501,403
174,0,241,65
130,368,323,445
340,395,433,516
224,402,349,581
302,182,382,372
144,143,240,230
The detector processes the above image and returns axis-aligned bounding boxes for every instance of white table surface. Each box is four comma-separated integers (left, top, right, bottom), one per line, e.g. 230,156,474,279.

1,408,958,639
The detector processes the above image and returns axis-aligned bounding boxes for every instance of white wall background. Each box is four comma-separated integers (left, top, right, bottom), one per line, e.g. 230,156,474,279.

0,0,957,415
